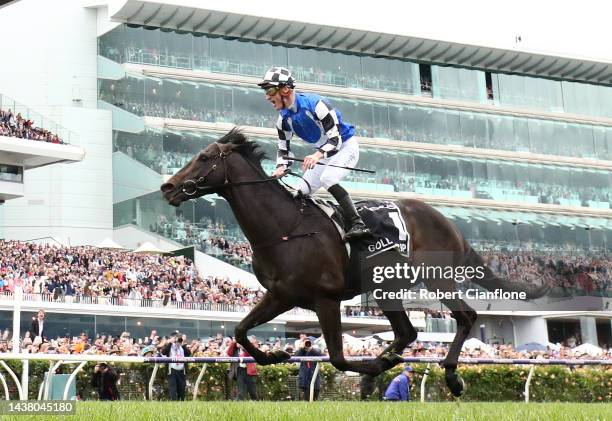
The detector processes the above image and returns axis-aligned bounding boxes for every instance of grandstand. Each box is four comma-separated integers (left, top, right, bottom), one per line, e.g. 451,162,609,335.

0,0,610,398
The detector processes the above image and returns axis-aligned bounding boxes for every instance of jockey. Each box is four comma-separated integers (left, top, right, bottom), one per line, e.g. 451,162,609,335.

258,67,371,241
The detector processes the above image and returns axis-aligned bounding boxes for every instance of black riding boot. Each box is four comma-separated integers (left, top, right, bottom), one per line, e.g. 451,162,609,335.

328,184,371,241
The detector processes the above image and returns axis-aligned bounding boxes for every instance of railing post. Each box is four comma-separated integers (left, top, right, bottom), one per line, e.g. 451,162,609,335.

44,361,63,400
192,363,207,400
0,361,24,400
420,363,430,403
21,360,29,400
309,362,321,403
524,365,536,403
12,286,22,354
148,364,160,401
0,371,10,400
63,361,87,400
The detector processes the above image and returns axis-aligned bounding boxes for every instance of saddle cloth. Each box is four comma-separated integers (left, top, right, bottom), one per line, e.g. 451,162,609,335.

309,197,411,258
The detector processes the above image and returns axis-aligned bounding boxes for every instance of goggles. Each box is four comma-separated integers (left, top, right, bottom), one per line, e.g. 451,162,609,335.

265,86,280,96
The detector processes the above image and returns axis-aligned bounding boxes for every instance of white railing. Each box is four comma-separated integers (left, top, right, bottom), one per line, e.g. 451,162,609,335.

0,353,610,402
0,292,386,319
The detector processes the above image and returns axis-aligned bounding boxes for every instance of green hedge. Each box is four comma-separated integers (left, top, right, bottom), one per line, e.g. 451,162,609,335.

1,360,610,402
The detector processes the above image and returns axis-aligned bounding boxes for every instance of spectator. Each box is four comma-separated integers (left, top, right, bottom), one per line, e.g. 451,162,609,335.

295,338,322,401
227,337,258,400
383,365,413,401
225,340,239,400
30,309,47,342
0,109,64,144
91,363,120,401
160,330,191,401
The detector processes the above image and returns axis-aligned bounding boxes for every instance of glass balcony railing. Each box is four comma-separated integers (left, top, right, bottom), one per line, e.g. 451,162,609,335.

98,24,612,119
113,129,612,210
98,75,612,161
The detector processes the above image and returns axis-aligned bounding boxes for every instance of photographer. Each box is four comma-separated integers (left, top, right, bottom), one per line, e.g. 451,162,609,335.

295,338,322,401
227,337,258,400
91,363,120,401
160,330,191,401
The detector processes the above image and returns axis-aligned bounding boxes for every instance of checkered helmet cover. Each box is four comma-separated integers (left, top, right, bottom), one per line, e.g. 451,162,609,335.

257,67,295,89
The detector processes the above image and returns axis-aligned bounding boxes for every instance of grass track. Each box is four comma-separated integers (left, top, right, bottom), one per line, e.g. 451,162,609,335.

5,402,611,421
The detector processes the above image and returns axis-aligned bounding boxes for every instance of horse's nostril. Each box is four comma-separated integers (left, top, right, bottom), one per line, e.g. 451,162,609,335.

160,183,175,193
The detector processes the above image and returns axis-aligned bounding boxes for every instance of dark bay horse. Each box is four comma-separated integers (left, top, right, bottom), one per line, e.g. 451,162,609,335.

160,129,548,396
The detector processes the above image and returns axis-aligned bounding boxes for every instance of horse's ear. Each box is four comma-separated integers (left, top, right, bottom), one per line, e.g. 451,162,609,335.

218,142,235,154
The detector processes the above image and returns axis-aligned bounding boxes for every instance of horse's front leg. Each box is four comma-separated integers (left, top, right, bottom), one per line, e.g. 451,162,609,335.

234,292,293,365
314,297,388,376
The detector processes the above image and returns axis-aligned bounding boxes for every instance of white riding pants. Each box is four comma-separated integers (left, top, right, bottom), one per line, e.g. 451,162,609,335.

297,139,359,195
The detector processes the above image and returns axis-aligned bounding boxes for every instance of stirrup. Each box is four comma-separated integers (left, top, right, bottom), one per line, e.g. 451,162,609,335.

343,224,372,241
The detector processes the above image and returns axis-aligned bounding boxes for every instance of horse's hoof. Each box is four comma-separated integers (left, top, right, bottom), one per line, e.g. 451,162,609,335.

267,350,291,363
445,370,464,397
360,374,376,400
380,352,403,369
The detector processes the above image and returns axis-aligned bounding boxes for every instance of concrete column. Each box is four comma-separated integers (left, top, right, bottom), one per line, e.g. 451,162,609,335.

135,198,142,226
12,286,22,354
579,316,598,345
512,316,548,346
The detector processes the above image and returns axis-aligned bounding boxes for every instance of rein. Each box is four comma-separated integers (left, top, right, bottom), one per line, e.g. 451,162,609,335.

181,144,320,249
182,148,280,196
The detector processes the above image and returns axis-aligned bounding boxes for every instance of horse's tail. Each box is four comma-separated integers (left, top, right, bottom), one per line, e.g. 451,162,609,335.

462,244,549,300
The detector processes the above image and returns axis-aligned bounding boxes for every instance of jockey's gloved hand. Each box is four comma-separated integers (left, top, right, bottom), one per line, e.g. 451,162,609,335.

272,165,288,178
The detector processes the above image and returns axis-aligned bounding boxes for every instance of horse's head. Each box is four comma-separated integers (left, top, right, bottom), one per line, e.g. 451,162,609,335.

161,139,235,207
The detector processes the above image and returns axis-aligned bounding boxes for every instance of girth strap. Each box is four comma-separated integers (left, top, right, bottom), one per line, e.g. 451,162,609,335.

251,231,321,251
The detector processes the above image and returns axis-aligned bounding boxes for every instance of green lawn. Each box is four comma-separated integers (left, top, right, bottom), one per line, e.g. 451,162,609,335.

5,402,611,421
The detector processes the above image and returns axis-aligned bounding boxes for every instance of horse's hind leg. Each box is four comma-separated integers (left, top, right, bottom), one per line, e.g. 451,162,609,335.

234,292,294,365
314,297,392,376
360,308,417,397
440,298,477,397
379,307,417,356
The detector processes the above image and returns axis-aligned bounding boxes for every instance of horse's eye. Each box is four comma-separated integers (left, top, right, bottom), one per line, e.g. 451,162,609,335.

198,153,208,161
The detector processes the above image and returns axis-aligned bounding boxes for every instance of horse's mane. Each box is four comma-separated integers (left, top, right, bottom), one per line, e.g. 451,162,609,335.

218,128,268,175
218,128,295,199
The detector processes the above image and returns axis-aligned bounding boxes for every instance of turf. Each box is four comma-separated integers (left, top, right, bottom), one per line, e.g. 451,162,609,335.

6,401,611,421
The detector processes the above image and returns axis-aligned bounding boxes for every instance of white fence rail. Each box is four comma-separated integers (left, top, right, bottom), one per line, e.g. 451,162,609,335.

0,354,610,403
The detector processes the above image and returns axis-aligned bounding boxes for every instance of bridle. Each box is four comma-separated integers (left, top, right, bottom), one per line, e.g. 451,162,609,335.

181,143,308,196
179,143,319,250
181,145,230,196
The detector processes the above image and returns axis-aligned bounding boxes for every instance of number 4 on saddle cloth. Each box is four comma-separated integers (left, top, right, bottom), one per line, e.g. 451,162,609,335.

310,197,412,302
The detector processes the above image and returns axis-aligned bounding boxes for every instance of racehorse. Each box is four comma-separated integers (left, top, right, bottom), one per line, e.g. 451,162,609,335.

160,128,548,397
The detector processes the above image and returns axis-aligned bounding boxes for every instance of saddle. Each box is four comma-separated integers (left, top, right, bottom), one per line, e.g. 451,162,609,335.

307,196,412,299
307,196,411,258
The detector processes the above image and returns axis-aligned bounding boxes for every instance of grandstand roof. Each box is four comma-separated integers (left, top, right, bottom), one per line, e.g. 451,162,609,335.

108,1,612,86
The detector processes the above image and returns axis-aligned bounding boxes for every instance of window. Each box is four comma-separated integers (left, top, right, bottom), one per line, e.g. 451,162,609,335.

419,64,432,96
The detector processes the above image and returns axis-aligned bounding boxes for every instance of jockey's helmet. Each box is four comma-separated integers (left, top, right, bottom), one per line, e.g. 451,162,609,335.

258,67,295,89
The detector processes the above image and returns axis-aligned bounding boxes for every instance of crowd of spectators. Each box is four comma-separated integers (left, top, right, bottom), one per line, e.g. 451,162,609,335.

101,44,419,95
2,325,610,362
0,239,262,307
344,306,452,319
4,231,607,315
112,138,610,209
343,338,612,361
99,36,611,161
0,109,64,144
150,215,253,270
100,81,603,161
475,250,611,297
0,235,609,315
